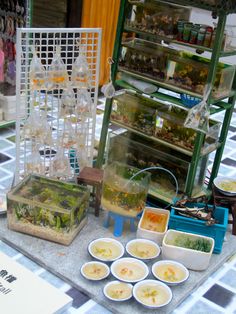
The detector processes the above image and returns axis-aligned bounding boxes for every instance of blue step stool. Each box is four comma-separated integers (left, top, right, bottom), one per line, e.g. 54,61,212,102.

104,211,137,237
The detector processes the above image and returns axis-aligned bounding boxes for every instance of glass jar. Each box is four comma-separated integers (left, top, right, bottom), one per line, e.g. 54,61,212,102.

101,162,150,217
183,22,193,42
197,26,207,46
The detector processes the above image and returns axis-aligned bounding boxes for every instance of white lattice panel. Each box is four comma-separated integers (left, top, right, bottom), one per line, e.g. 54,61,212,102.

15,28,102,183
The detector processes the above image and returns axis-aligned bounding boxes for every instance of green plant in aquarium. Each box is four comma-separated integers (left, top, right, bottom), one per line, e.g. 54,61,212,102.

7,174,89,245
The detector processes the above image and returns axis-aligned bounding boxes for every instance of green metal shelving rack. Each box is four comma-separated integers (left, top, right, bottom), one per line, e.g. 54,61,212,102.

96,0,236,201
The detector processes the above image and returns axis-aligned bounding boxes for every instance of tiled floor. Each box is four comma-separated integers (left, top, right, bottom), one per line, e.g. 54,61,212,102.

0,99,236,313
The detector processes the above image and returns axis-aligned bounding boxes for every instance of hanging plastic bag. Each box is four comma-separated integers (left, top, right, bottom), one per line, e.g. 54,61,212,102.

23,109,42,139
26,146,45,175
71,44,91,88
184,84,212,133
60,120,77,149
23,109,52,145
60,85,76,117
50,147,71,179
40,112,53,146
75,88,93,118
101,58,115,98
29,46,46,90
47,45,69,90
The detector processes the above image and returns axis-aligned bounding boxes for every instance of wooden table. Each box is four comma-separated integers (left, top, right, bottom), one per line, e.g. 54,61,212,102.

77,167,104,217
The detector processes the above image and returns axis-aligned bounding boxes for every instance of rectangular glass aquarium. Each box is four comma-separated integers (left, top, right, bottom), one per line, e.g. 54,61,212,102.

7,174,90,245
119,39,235,100
125,0,191,39
101,161,150,217
107,131,210,200
111,90,221,153
119,39,172,82
166,53,235,99
111,91,156,136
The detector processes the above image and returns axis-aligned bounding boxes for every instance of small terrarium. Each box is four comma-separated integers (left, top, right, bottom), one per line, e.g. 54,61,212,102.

125,0,191,39
119,39,172,82
166,53,235,98
101,162,150,217
107,131,210,199
111,91,156,136
7,174,90,245
111,91,221,153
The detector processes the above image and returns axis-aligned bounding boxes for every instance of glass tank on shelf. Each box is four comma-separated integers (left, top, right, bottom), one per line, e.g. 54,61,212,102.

166,52,235,99
125,0,191,39
7,174,90,245
107,131,209,200
119,39,235,100
111,91,156,136
111,90,221,153
119,39,173,82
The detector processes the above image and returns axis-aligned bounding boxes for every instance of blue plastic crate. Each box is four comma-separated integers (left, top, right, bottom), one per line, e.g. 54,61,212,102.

169,203,229,254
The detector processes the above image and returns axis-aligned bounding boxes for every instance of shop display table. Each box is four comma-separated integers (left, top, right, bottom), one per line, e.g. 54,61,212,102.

0,212,236,314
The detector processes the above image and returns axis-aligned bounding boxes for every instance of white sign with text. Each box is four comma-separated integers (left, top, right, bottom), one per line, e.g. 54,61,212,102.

0,251,72,314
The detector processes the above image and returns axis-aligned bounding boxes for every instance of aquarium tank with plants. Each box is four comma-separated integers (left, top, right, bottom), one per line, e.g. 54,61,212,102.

7,174,90,245
111,90,221,153
125,0,191,39
101,161,150,217
111,91,156,136
166,52,235,99
107,131,210,200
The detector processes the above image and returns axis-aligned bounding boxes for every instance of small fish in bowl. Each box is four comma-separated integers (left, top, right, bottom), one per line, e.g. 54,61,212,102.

88,237,124,262
152,260,189,286
133,279,172,308
126,238,161,260
103,281,133,302
80,261,110,281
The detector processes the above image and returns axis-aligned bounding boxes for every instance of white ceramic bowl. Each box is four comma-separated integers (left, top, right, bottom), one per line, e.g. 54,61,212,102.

88,237,124,262
81,261,110,281
214,177,236,196
152,260,189,286
126,238,161,260
137,207,170,245
103,280,133,302
133,279,172,308
111,257,149,283
162,229,215,271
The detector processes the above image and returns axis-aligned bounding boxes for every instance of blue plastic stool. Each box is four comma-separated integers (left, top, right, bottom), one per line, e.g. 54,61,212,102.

103,211,137,237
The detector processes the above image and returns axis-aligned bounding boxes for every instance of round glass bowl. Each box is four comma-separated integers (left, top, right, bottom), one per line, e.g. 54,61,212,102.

111,257,149,283
133,279,172,309
126,238,161,260
88,237,124,262
152,260,189,286
103,280,133,302
81,261,110,281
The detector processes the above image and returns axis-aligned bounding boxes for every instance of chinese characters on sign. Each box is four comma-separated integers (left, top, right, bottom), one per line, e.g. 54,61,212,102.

0,269,17,295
